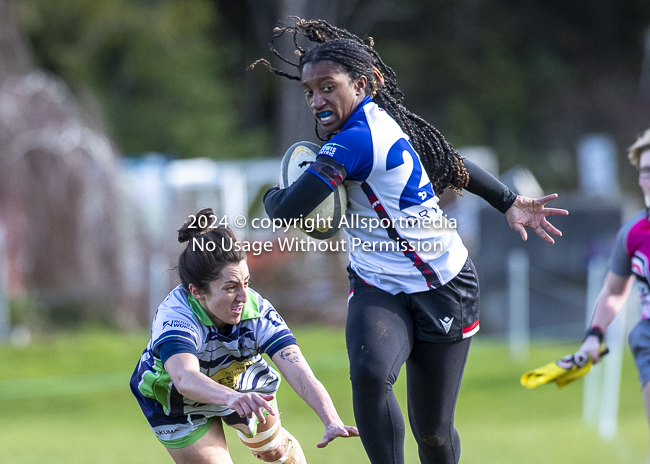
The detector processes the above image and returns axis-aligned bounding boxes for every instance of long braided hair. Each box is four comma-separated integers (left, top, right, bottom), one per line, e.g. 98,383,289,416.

251,18,469,194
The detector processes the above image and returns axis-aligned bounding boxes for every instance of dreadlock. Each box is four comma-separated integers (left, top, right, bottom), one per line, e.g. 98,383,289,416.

251,17,469,194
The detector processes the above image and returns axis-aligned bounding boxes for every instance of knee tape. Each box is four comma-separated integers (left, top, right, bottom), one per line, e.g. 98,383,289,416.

237,419,283,454
267,429,302,464
237,423,302,464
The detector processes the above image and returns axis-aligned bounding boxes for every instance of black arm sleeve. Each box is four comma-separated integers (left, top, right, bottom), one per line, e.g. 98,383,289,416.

264,156,348,221
463,159,517,213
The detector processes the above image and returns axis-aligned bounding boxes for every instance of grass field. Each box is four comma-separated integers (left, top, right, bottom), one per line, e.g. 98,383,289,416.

0,326,646,463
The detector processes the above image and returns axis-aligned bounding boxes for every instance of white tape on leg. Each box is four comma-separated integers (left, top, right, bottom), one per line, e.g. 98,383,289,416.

267,429,303,464
237,419,280,444
246,433,285,453
238,419,283,453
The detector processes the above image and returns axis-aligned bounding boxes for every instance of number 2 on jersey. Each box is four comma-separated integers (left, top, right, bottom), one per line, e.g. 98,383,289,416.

386,138,435,210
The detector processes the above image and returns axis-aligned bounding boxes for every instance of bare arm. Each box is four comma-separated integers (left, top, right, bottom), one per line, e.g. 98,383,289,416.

579,271,634,361
164,352,275,422
271,345,358,448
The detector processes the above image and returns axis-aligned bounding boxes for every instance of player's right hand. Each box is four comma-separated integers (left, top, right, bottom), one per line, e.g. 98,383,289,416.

227,393,275,423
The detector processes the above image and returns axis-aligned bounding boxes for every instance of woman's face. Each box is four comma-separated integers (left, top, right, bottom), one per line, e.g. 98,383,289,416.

301,60,368,134
189,260,249,329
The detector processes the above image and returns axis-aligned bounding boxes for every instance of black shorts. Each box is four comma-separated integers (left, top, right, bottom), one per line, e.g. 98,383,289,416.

347,258,480,342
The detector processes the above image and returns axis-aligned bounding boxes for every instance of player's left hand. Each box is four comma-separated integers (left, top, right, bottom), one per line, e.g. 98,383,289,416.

505,193,568,244
520,345,609,389
579,334,604,363
316,423,359,448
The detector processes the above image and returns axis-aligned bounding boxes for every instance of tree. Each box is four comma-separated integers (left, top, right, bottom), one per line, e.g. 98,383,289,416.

20,0,266,159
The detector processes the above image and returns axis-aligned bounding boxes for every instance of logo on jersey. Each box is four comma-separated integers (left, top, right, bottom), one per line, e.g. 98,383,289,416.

440,316,454,334
155,428,177,436
265,308,286,328
210,360,256,390
320,143,349,158
162,320,195,332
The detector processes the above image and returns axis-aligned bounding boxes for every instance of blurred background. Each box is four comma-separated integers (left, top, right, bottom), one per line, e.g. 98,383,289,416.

1,0,650,462
2,0,650,334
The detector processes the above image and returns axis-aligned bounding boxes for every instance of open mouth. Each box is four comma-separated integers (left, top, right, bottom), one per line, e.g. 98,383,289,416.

231,305,242,315
317,111,333,124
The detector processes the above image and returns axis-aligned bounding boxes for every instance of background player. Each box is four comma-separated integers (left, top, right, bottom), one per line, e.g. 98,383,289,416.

130,208,358,464
579,128,650,464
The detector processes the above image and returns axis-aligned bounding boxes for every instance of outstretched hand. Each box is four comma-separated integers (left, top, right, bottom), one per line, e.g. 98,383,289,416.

505,194,568,244
316,423,360,448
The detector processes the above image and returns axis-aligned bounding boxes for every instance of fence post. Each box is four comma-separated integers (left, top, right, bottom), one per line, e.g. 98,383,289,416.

0,225,9,340
583,256,607,425
598,302,626,439
509,249,529,361
581,255,624,439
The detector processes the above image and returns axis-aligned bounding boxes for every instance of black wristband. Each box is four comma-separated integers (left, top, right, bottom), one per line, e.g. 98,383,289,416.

584,326,604,344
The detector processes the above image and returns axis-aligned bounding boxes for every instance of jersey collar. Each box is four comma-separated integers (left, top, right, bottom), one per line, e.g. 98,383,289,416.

340,95,373,133
186,293,215,326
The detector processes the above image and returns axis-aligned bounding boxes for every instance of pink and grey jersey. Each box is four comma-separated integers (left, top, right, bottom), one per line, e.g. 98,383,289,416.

609,210,650,319
316,96,468,294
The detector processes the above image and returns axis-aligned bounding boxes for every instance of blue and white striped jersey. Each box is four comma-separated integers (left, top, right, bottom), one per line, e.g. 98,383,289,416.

130,285,297,420
317,96,468,294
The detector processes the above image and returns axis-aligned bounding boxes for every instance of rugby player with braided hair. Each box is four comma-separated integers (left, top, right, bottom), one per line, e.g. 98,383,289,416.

255,18,567,464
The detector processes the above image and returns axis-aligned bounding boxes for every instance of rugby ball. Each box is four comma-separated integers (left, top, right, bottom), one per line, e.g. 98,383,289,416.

279,141,347,240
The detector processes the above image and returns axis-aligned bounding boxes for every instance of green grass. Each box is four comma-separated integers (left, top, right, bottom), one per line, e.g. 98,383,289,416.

0,327,646,463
